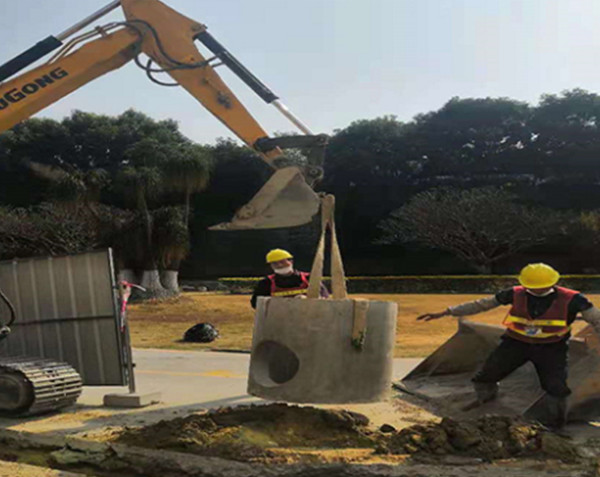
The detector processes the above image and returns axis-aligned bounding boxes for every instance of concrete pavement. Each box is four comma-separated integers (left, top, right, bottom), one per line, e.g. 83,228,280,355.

81,349,423,408
0,349,424,436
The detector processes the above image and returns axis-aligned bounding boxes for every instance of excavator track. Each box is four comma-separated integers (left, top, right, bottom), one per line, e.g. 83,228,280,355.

0,357,82,416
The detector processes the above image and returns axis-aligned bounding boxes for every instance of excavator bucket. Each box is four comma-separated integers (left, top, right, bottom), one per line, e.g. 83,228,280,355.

398,320,600,423
210,166,321,230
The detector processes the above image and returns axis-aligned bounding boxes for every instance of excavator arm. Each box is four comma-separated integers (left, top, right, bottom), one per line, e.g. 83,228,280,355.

0,0,326,230
0,27,140,131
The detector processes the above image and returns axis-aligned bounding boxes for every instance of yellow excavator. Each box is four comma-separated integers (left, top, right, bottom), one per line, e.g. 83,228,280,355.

0,0,326,230
0,0,326,415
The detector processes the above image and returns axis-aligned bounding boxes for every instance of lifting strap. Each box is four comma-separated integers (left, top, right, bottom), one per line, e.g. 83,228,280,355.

306,195,368,349
307,194,347,299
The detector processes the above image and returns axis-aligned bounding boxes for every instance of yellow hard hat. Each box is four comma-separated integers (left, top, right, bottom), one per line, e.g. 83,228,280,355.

266,249,293,264
518,263,560,289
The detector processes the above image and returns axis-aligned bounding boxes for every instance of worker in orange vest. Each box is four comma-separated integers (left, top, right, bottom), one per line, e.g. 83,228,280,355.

418,263,600,429
251,249,329,308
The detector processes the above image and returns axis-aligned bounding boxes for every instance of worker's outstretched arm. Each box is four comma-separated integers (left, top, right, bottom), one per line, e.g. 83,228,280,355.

0,27,140,133
574,308,600,351
417,296,501,321
580,307,600,336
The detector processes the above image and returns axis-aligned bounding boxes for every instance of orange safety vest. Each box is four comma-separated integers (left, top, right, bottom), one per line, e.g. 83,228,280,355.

268,272,310,298
503,286,578,343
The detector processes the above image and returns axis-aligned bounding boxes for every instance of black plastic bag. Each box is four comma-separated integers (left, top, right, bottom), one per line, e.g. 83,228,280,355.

183,323,219,343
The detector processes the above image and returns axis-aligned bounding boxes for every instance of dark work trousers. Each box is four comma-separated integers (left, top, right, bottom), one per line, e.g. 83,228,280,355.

472,336,571,398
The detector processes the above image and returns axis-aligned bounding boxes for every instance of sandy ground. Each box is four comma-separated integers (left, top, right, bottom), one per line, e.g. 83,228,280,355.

128,293,594,357
0,350,427,437
0,349,597,476
1,293,598,476
0,394,435,440
0,461,85,476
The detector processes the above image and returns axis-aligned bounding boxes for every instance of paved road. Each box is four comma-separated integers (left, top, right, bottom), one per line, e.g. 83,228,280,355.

80,349,422,409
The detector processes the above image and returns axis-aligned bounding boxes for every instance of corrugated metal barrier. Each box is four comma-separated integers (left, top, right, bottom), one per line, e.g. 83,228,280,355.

0,249,125,386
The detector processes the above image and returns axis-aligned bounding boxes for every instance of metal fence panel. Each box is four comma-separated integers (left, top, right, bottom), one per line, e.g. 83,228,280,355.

0,249,125,385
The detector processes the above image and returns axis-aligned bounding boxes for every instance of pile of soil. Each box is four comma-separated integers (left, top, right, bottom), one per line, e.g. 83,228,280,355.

113,404,376,463
112,405,581,465
383,415,580,462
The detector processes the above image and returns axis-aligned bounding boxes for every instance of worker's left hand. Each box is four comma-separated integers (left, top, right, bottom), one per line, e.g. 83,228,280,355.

417,310,448,321
295,295,307,299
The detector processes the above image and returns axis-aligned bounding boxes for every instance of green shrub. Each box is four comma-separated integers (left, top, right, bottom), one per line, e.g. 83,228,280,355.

218,275,600,294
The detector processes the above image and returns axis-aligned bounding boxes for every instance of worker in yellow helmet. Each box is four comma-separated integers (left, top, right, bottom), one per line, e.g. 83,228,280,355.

250,249,329,308
417,263,600,430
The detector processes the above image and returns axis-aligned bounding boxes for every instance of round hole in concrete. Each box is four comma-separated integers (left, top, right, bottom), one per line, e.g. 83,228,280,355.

252,340,300,387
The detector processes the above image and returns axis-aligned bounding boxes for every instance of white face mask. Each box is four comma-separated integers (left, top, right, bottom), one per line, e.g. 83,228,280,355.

526,288,555,297
274,265,294,275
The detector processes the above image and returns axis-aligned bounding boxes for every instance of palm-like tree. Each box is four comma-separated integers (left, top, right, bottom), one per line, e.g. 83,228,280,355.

117,138,172,294
117,164,164,293
29,138,212,296
152,206,189,290
163,144,211,222
160,144,212,291
28,162,109,214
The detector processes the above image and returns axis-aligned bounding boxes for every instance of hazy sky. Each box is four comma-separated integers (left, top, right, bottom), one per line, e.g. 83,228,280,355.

2,0,600,143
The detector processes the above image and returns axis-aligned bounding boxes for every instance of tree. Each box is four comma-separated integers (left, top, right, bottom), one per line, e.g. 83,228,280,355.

12,112,204,294
163,144,212,224
8,92,600,278
0,110,189,208
409,97,532,176
160,143,212,290
201,138,271,222
322,116,418,251
28,162,110,215
560,211,600,273
153,206,189,290
378,187,569,273
0,202,128,259
8,112,218,293
117,163,164,294
522,89,600,210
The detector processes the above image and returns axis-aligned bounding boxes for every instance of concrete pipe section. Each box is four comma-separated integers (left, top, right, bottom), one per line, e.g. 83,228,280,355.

248,297,397,403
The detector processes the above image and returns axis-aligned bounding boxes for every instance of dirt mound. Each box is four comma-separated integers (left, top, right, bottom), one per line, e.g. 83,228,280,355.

113,403,376,463
112,406,581,465
382,415,580,462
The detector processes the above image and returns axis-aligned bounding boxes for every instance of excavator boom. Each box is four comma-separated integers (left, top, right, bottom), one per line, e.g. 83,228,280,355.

0,28,139,132
0,0,325,230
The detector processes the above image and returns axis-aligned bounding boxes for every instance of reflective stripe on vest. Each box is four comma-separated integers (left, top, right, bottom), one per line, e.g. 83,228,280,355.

504,316,568,327
268,272,310,298
502,286,577,341
272,288,308,297
504,323,570,339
